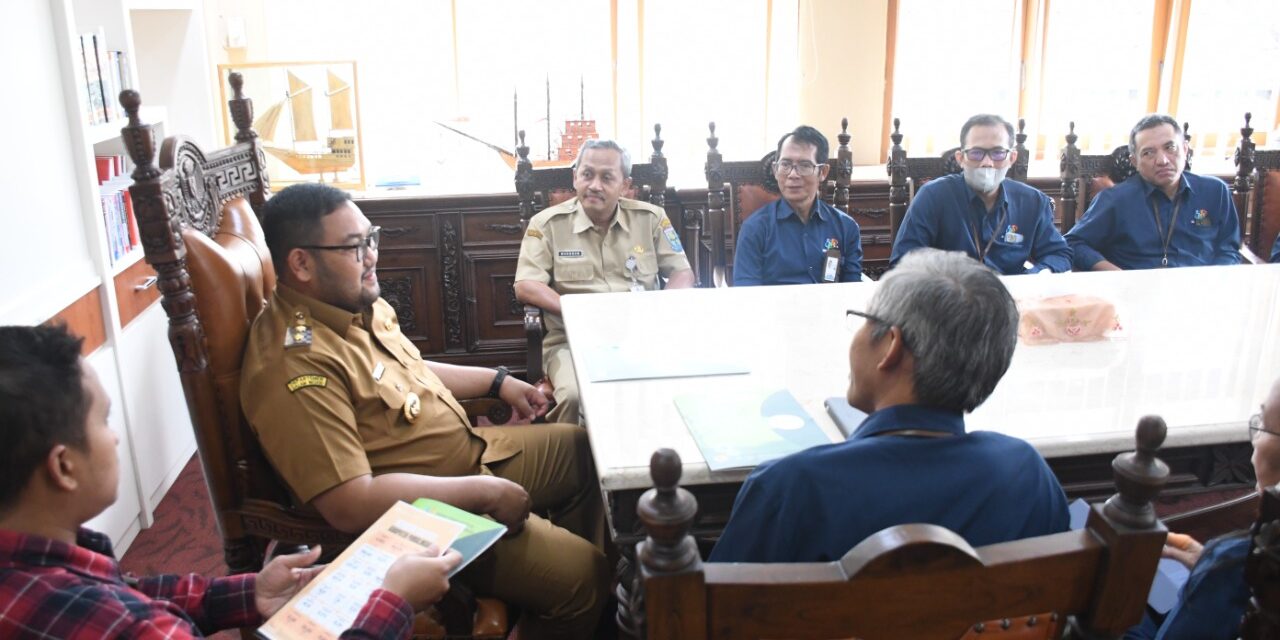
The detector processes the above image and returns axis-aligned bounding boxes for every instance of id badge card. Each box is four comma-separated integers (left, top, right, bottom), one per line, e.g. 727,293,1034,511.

822,248,841,283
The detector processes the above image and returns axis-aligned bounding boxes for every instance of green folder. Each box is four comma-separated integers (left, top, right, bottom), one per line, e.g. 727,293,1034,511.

412,498,507,576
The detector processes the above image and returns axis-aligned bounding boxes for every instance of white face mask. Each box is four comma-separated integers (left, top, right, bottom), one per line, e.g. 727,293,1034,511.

963,166,1009,194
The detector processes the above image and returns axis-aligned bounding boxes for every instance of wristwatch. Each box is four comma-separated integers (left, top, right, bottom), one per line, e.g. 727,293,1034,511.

487,366,510,399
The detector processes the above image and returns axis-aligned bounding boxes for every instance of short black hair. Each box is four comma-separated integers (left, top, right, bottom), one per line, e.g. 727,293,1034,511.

776,125,829,165
0,324,89,511
261,183,353,277
1128,114,1182,154
959,114,1015,149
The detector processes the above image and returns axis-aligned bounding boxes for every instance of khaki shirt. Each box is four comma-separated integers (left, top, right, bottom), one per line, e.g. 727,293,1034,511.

515,196,691,343
240,284,516,504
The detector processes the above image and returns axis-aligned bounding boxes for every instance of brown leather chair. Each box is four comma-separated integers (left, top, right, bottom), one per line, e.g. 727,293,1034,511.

1059,120,1194,231
1232,112,1280,263
618,416,1173,640
122,74,507,639
887,117,1033,241
513,125,677,384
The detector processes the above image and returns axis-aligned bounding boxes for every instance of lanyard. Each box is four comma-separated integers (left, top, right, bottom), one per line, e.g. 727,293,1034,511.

968,205,1009,264
1148,195,1183,268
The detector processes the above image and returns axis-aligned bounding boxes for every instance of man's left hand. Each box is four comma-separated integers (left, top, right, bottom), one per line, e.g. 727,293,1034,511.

498,376,550,420
255,546,326,619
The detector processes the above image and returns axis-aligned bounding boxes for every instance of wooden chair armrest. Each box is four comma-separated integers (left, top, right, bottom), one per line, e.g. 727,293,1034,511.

1242,244,1265,265
524,304,545,381
458,397,513,426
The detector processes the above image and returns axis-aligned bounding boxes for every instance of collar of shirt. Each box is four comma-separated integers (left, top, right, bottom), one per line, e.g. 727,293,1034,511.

772,197,831,223
0,527,122,583
276,283,364,337
963,178,1011,220
1138,172,1194,202
850,403,967,439
570,197,629,234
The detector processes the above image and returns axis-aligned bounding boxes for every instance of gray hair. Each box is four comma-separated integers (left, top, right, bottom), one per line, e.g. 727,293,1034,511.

574,138,632,179
1129,114,1182,154
867,249,1019,412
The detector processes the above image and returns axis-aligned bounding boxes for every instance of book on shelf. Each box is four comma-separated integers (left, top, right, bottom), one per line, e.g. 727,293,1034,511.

96,155,138,264
256,499,506,640
79,33,105,124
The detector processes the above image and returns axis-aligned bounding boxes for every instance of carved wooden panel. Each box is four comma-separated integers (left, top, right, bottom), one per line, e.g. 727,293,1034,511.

366,213,437,250
374,249,443,352
463,248,525,352
462,210,528,245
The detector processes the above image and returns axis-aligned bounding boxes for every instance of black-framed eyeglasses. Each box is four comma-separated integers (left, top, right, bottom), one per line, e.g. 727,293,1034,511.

775,159,820,176
1249,412,1279,440
299,226,381,263
846,308,891,330
961,147,1011,162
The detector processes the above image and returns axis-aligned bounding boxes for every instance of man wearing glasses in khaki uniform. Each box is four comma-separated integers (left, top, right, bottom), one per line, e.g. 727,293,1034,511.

515,139,694,425
241,183,609,639
890,114,1071,275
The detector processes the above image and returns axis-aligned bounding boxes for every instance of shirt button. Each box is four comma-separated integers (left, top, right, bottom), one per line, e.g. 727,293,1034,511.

395,383,404,391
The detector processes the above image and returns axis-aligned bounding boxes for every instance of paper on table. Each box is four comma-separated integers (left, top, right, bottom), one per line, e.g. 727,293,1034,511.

675,388,832,471
582,342,750,382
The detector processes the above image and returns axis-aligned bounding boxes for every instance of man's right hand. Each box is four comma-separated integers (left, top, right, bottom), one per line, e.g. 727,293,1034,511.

482,475,531,535
380,546,463,612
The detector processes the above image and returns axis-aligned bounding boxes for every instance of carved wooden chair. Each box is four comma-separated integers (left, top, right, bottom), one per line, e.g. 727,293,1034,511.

1059,121,1194,231
617,416,1173,640
1240,481,1280,638
122,75,508,639
886,117,1032,241
513,125,677,384
1231,112,1280,264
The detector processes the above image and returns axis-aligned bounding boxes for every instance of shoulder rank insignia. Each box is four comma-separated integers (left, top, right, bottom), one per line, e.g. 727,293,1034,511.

525,228,543,239
287,374,328,392
284,311,313,349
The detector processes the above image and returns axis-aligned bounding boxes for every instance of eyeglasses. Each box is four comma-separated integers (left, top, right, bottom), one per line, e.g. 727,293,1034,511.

299,226,381,263
774,160,820,176
1249,412,1279,440
961,147,1011,162
846,309,891,331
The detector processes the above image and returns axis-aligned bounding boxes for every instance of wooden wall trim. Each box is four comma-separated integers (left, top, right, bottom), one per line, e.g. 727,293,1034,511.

46,287,106,356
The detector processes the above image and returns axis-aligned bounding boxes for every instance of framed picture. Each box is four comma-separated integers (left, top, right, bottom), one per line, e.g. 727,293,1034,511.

217,61,365,190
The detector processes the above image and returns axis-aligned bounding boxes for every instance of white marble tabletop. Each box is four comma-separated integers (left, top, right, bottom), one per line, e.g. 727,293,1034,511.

562,264,1280,492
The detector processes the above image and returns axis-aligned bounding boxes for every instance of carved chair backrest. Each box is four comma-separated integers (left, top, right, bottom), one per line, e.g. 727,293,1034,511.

623,417,1173,640
702,120,856,287
886,117,1032,242
1240,482,1280,638
1059,121,1194,231
1232,113,1280,259
123,74,352,575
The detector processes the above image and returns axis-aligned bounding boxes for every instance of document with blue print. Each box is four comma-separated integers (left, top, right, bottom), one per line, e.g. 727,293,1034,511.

675,388,831,471
582,342,750,382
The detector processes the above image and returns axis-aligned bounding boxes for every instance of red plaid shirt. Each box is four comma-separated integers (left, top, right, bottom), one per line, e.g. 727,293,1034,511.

0,528,413,639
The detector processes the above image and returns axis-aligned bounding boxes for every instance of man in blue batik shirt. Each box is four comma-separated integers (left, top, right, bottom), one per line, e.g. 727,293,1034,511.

711,249,1069,564
1065,114,1242,270
890,114,1071,275
732,125,862,286
1271,233,1280,263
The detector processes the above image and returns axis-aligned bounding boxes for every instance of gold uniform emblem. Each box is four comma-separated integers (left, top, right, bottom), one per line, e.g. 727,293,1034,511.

403,392,422,422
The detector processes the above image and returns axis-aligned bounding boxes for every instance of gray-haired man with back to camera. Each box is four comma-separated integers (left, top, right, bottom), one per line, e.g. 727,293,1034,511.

514,139,694,425
711,249,1069,563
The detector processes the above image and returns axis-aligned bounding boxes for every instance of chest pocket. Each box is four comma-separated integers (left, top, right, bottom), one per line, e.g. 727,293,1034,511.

554,259,594,282
373,369,417,436
633,253,659,276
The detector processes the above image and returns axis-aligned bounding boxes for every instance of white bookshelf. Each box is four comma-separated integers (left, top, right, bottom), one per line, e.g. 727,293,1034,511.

24,0,215,555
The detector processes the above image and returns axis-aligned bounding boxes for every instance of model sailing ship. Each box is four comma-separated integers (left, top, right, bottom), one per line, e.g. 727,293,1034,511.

435,78,598,170
253,69,357,180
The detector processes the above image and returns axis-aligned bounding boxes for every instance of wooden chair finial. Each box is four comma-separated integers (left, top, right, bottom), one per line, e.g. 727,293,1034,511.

707,122,719,152
118,89,159,181
650,123,664,157
1245,112,1253,128
1066,121,1077,144
841,116,849,133
227,71,257,142
891,117,902,144
1103,415,1169,528
636,448,699,571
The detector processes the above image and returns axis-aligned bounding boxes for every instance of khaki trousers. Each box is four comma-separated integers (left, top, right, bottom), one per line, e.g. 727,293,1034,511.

460,423,608,639
544,341,581,425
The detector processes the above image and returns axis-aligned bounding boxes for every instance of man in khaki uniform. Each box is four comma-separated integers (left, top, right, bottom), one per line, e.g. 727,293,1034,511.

241,183,609,639
515,139,695,424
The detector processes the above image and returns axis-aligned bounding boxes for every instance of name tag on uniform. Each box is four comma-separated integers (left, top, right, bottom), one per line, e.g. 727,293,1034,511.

823,248,841,283
1003,224,1024,245
372,362,385,381
558,250,584,258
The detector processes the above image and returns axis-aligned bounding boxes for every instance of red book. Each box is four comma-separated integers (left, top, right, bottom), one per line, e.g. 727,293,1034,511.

122,190,139,249
94,156,114,184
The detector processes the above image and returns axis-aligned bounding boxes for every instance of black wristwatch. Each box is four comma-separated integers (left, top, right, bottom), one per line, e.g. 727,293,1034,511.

487,366,510,398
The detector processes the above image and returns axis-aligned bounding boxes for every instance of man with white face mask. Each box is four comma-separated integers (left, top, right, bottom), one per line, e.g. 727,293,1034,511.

890,114,1071,274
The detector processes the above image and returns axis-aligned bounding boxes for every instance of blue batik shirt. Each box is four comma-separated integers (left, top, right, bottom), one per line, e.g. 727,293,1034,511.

732,198,862,285
1123,534,1250,640
1065,172,1242,270
1270,234,1280,263
889,173,1071,275
709,404,1070,563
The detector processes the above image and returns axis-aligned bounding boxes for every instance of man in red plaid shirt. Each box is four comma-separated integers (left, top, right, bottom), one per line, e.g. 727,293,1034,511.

0,324,460,638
